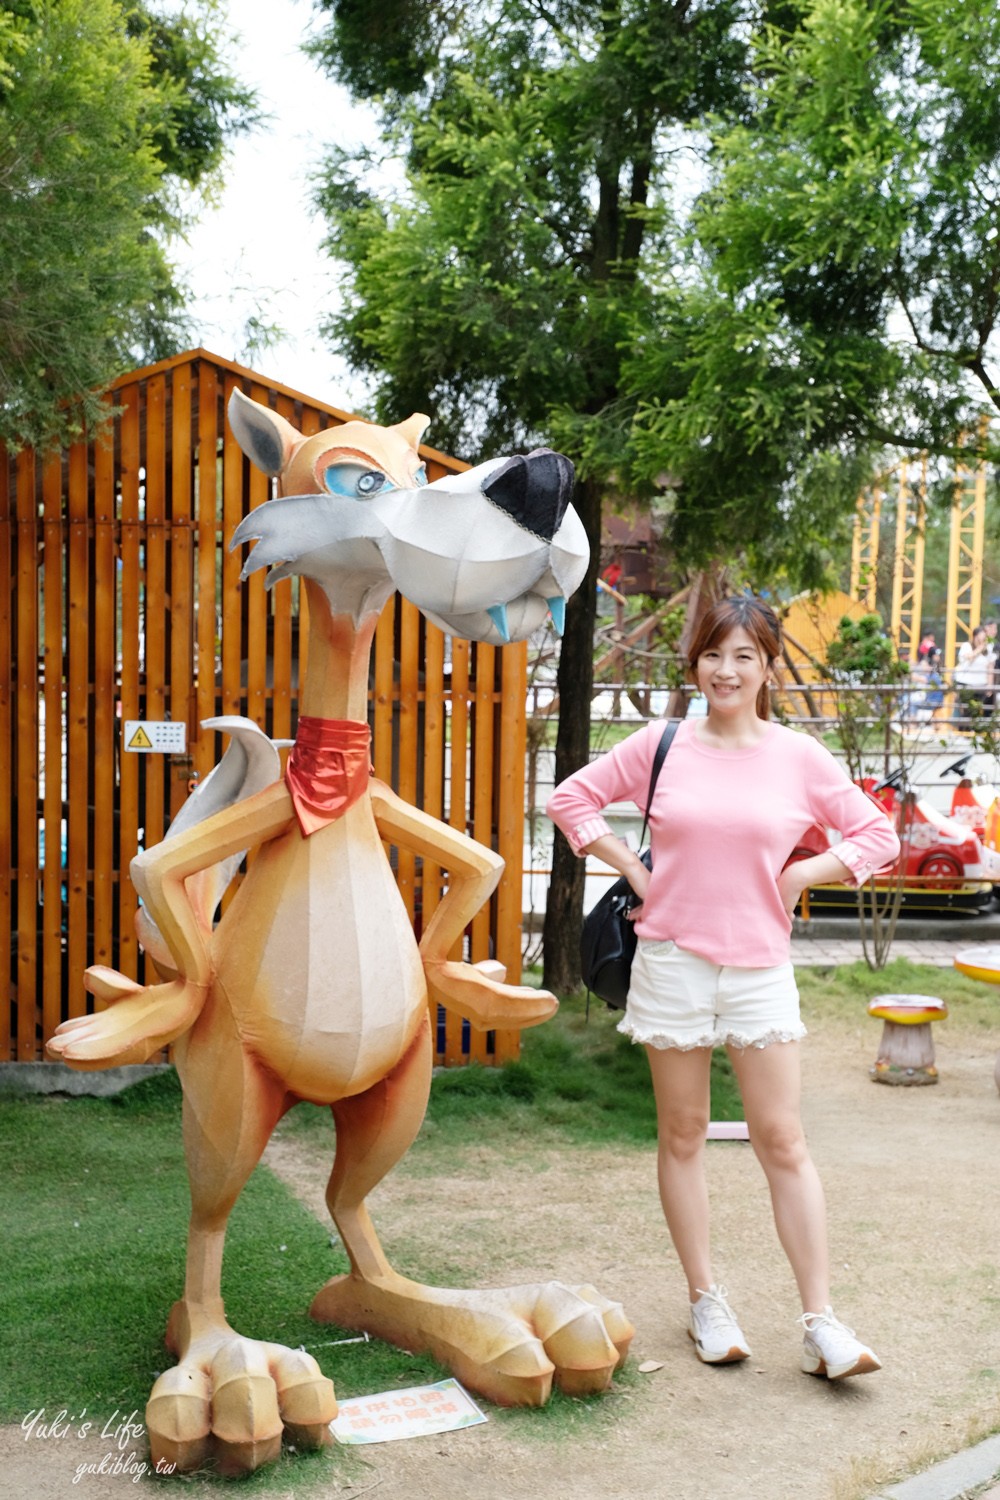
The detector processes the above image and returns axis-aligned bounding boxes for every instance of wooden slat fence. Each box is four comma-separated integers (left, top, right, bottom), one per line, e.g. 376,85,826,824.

1,348,527,1066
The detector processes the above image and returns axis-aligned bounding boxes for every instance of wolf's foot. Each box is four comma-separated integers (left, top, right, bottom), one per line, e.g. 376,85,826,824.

310,1273,632,1405
145,1300,337,1475
45,972,207,1069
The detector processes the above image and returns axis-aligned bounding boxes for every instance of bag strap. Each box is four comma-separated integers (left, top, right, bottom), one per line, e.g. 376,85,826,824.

638,719,679,847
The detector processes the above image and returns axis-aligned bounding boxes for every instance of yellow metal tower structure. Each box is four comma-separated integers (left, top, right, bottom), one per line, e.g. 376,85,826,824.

943,434,988,695
850,438,989,700
849,483,882,612
889,456,927,663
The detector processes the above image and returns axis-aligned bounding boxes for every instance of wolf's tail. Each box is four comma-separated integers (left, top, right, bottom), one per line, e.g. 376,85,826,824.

136,716,290,974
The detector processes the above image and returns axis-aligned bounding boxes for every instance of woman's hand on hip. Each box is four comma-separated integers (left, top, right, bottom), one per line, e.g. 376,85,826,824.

625,860,651,917
777,850,855,917
580,834,652,915
776,865,804,919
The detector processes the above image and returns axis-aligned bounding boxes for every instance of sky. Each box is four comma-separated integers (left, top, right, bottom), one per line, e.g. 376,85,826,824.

167,0,382,415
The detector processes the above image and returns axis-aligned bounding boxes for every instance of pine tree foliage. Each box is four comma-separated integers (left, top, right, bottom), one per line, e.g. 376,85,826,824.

624,0,1000,582
0,0,258,450
309,0,1000,986
313,0,748,458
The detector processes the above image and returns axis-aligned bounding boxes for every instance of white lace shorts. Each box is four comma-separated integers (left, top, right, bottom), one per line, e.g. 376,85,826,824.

618,938,806,1052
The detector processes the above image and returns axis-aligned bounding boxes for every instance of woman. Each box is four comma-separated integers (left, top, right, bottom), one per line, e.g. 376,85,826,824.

955,625,993,723
546,596,899,1379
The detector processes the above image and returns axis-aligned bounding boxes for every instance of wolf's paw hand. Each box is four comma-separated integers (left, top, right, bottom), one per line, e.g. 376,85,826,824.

45,974,207,1068
423,957,557,1031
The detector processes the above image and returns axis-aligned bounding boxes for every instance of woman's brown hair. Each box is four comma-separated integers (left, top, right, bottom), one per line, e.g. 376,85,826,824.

686,595,782,719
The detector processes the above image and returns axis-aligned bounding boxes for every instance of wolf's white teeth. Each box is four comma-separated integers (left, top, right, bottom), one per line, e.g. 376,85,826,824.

547,597,566,635
487,604,511,642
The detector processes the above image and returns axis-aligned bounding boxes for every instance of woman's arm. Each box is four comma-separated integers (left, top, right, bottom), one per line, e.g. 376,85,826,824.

803,740,902,886
579,833,651,909
545,722,664,856
776,850,852,918
546,723,667,917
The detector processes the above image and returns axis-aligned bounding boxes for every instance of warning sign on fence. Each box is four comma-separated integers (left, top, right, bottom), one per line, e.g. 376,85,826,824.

124,721,187,754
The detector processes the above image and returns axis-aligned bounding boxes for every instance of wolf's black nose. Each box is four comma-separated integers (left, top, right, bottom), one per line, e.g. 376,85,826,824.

482,449,575,541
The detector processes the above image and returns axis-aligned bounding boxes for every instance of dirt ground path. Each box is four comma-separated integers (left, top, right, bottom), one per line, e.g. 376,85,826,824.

4,1018,1000,1500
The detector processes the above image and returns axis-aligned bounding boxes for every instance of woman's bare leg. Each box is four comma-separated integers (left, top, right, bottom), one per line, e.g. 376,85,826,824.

645,1044,714,1299
727,1040,830,1312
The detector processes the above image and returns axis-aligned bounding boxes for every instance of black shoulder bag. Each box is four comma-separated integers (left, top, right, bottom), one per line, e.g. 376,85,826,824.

578,719,678,1011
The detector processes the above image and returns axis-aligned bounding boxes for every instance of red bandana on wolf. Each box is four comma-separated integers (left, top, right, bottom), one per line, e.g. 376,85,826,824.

285,717,372,837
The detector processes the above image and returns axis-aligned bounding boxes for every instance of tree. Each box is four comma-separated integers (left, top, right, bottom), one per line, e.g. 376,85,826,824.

624,0,1000,580
309,0,756,992
0,0,258,450
823,613,913,970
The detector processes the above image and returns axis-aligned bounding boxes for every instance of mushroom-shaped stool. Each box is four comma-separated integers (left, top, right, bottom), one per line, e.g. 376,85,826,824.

953,945,1000,1097
867,994,948,1085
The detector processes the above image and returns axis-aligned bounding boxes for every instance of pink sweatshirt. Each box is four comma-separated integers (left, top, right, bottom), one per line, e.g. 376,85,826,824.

546,718,900,967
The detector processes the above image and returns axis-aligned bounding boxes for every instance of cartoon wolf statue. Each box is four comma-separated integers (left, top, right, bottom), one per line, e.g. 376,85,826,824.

48,391,633,1474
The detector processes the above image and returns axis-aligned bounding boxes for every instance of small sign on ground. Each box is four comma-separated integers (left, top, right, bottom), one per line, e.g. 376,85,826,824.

330,1377,487,1445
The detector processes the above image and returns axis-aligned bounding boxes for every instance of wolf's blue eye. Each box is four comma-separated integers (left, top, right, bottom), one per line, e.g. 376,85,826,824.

323,465,392,499
356,471,386,495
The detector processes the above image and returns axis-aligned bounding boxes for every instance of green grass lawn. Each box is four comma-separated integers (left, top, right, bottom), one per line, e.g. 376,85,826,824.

280,956,997,1165
427,994,746,1137
1,989,685,1476
456,954,998,1122
1,957,991,1484
795,954,998,1029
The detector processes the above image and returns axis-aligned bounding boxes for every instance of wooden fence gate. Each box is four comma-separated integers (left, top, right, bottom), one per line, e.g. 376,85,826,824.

1,349,528,1067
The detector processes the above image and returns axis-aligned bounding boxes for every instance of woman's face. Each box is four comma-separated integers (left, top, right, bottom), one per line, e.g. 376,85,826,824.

974,628,987,647
694,625,771,715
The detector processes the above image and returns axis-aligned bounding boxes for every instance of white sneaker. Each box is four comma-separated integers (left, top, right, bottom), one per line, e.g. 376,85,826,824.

799,1307,881,1379
688,1284,751,1363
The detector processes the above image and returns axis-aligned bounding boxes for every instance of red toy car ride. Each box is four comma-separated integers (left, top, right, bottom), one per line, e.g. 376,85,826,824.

786,767,1000,912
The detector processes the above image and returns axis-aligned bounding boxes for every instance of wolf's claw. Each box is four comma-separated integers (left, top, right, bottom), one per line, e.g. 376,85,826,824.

311,1274,631,1406
146,1304,336,1475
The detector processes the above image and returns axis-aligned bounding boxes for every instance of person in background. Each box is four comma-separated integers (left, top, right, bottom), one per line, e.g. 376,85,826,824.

547,595,900,1381
984,620,998,709
955,625,993,723
904,652,931,722
922,647,946,719
906,646,946,722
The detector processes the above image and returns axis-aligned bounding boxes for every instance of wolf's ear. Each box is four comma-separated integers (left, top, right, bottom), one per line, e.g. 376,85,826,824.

228,389,301,477
393,413,431,451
